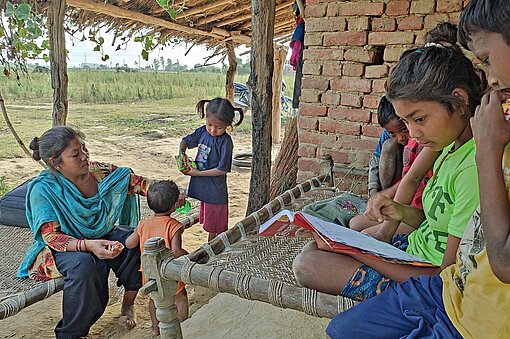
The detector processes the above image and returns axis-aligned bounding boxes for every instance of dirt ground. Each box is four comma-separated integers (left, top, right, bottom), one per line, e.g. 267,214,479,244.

0,131,269,338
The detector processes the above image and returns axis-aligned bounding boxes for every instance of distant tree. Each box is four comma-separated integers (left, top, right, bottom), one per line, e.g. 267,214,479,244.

153,58,160,71
160,56,165,70
134,61,138,69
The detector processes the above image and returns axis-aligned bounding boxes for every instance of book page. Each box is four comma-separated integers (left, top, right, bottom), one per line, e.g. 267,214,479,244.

302,212,433,265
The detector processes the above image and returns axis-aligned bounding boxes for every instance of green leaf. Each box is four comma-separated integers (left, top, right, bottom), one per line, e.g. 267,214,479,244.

43,54,50,63
167,8,177,20
15,4,31,20
141,49,149,61
102,54,109,61
93,45,100,52
98,36,104,44
134,36,143,42
5,2,15,18
115,45,121,51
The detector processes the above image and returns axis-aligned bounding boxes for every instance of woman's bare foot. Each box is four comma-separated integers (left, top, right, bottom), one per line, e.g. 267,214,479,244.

118,304,137,330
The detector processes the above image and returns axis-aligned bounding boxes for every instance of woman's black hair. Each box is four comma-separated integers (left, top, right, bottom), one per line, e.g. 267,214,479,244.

29,126,85,170
147,180,180,214
386,22,485,118
459,0,510,50
377,96,398,127
196,98,244,127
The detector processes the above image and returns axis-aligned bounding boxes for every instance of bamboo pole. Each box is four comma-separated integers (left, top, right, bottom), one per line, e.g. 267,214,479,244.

225,41,237,103
271,46,288,144
0,93,46,168
195,3,251,27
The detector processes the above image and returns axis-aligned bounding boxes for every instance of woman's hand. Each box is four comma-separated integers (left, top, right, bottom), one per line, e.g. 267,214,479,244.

471,90,510,152
363,194,405,223
86,239,124,259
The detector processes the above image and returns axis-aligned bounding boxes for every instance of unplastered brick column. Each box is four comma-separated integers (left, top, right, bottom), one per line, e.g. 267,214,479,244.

297,0,464,183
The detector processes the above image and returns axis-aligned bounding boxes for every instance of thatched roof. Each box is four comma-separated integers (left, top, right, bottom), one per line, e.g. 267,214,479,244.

36,0,295,57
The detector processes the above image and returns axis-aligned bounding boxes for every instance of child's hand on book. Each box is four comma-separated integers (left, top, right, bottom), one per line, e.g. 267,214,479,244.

364,194,404,223
361,227,393,244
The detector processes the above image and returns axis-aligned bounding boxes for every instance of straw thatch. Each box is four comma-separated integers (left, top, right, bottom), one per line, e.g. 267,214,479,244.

22,0,295,56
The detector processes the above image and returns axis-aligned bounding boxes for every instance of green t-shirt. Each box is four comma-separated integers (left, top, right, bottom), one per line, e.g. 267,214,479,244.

406,139,479,266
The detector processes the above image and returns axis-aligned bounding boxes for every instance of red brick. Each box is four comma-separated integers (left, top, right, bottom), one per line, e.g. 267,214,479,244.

386,1,410,16
424,13,450,29
326,3,340,16
305,3,328,17
297,158,321,173
384,45,414,62
303,62,322,75
342,63,364,77
372,18,397,32
410,0,435,14
334,137,378,152
329,107,371,123
321,91,341,105
298,116,319,131
328,151,350,164
372,79,386,93
363,94,382,109
298,130,336,145
299,103,328,117
298,144,318,158
362,124,384,138
341,94,362,108
304,48,344,61
437,0,462,12
319,119,361,135
300,89,322,103
331,78,372,92
337,2,385,16
306,17,346,32
322,62,343,76
344,48,378,63
365,65,389,78
398,15,424,30
323,31,367,47
368,32,415,45
304,33,324,46
302,77,329,91
347,17,370,31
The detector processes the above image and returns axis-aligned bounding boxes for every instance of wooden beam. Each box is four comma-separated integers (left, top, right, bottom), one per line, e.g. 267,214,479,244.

217,12,252,28
272,46,288,144
66,0,251,45
49,0,68,126
177,0,231,19
195,3,251,27
225,41,237,103
247,0,275,214
240,1,294,29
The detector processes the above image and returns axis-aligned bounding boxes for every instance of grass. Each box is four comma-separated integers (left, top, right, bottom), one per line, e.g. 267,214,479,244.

1,71,295,104
0,177,10,197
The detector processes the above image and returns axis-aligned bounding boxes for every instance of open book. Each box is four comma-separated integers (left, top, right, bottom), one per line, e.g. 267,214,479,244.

259,210,436,267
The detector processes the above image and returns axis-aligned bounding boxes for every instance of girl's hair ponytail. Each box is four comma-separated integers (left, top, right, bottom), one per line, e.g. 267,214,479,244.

233,107,244,126
386,22,485,118
195,99,210,119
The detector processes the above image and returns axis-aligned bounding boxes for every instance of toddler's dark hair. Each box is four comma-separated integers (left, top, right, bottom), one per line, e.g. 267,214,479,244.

377,96,398,127
147,180,180,214
386,22,485,118
196,98,244,127
29,126,86,171
459,0,510,50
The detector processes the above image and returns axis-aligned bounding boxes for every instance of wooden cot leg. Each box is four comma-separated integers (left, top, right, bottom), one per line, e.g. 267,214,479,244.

141,237,182,339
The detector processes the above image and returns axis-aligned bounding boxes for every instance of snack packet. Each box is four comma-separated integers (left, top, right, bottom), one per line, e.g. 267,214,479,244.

108,242,124,252
175,153,197,173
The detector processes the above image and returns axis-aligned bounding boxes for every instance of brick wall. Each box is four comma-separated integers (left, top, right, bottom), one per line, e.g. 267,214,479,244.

297,0,467,183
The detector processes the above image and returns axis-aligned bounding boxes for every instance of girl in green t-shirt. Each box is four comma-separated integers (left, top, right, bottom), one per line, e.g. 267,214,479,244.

293,22,485,301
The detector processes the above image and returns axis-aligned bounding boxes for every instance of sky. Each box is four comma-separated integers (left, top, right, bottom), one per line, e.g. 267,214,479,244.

64,32,251,69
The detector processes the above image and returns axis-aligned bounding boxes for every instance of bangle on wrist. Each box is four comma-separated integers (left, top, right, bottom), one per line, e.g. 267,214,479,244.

83,239,89,252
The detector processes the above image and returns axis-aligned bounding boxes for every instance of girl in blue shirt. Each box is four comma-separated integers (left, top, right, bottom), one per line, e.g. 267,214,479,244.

179,98,244,241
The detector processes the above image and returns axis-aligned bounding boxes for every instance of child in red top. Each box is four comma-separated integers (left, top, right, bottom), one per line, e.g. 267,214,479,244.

126,180,188,336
